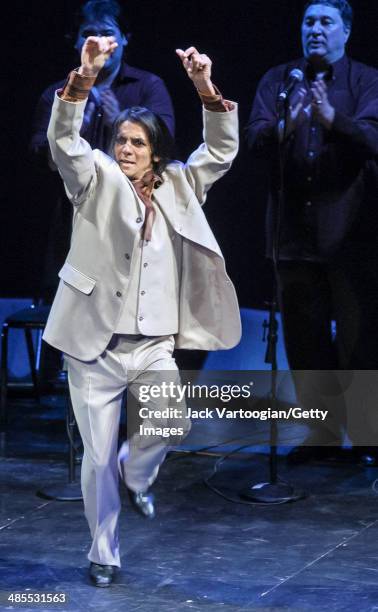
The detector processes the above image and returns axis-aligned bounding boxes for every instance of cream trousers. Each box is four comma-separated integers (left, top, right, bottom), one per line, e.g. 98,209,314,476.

65,334,189,567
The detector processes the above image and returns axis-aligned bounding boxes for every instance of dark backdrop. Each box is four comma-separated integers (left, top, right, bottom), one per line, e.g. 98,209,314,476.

2,0,377,306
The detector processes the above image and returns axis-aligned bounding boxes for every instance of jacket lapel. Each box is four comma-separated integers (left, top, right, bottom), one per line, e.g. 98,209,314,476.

151,179,176,228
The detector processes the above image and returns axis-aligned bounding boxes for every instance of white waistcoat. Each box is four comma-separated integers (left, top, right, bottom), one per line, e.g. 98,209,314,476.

115,202,182,334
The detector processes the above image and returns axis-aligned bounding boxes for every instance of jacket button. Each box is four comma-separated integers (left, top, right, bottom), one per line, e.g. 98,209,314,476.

124,253,130,260
305,201,312,207
116,291,122,297
136,217,142,223
143,262,148,268
141,290,146,295
138,316,144,321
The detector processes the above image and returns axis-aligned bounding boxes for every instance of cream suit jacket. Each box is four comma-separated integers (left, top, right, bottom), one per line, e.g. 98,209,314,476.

43,94,241,361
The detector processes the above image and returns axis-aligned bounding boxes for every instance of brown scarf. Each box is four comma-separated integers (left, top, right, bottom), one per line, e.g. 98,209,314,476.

131,170,162,241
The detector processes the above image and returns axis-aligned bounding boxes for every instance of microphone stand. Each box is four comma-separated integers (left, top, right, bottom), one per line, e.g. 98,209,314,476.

240,96,305,504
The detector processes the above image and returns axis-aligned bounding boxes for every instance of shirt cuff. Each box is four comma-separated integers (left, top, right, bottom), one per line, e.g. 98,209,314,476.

197,84,235,112
59,69,97,102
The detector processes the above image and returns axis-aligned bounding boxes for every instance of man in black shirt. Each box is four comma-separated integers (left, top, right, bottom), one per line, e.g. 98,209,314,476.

247,0,378,462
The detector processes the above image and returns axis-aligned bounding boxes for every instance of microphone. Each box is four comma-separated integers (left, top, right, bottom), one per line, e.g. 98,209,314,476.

277,69,304,102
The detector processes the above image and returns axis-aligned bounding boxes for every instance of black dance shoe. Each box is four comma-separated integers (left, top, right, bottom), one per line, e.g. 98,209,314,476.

89,562,116,588
356,447,378,467
128,489,155,519
287,430,343,465
287,445,340,465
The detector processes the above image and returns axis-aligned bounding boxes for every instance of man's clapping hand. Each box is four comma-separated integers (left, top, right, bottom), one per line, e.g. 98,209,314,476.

100,89,121,127
311,79,335,129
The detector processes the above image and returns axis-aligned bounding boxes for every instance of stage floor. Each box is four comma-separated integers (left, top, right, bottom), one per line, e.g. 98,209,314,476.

1,394,378,611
